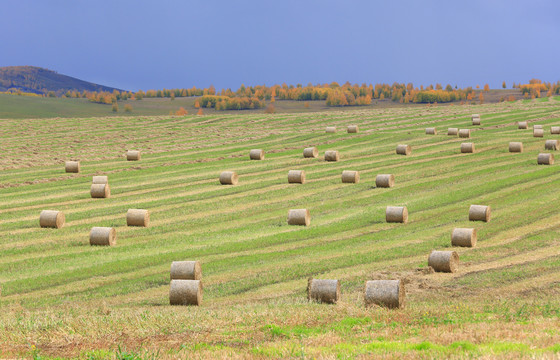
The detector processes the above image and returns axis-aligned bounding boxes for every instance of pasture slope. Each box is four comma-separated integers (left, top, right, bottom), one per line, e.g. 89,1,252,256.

1,97,560,359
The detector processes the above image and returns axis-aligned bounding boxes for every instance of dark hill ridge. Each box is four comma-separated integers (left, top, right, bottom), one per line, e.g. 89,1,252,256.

0,66,122,95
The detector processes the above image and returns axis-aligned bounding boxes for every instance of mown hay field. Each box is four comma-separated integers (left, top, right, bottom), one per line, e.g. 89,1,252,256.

1,98,560,359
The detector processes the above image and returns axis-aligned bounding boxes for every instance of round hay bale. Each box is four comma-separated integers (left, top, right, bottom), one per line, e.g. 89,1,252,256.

551,126,560,135
460,143,475,153
428,250,459,273
341,170,359,183
364,280,404,309
287,209,310,226
92,176,108,184
518,121,528,129
396,144,411,155
89,227,116,246
534,129,544,138
170,261,202,280
324,150,340,162
126,209,150,227
288,170,306,184
249,149,264,160
472,114,480,120
376,174,395,188
472,117,481,126
169,279,202,306
126,150,141,161
325,126,336,133
534,125,543,129
451,228,477,247
425,127,437,135
90,184,110,198
545,140,559,150
458,129,470,138
347,125,359,133
469,205,491,222
538,153,554,165
447,128,458,136
219,171,238,185
509,142,523,152
307,278,340,304
303,147,318,158
39,210,65,229
386,206,408,224
65,161,80,173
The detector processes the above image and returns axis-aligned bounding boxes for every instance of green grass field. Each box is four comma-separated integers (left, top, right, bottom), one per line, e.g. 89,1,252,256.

1,98,560,359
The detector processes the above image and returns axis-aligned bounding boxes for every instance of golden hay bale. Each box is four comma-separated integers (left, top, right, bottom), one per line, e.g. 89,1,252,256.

92,176,108,184
249,149,264,160
287,209,310,226
341,170,359,183
307,278,340,304
518,121,528,129
451,228,477,247
545,140,559,150
126,209,150,227
396,144,411,155
89,227,116,246
126,150,141,161
347,125,359,133
428,250,459,273
447,128,458,136
303,147,319,158
324,150,340,161
170,261,202,280
509,142,523,152
65,161,80,173
376,174,395,188
39,210,65,229
386,206,408,224
458,129,470,138
425,128,437,135
538,153,554,165
325,126,336,133
219,171,238,185
469,205,491,222
460,143,475,153
90,184,110,198
364,280,404,309
288,170,306,184
551,126,560,134
533,125,543,129
169,279,202,306
534,128,544,137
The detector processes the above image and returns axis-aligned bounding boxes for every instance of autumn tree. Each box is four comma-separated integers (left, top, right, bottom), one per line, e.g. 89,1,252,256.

502,81,506,89
197,108,204,115
175,107,188,116
483,84,490,92
124,104,133,113
479,93,484,104
264,104,276,114
112,103,118,112
194,100,200,108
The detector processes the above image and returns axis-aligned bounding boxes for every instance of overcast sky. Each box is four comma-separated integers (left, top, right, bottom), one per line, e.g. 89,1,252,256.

2,0,558,91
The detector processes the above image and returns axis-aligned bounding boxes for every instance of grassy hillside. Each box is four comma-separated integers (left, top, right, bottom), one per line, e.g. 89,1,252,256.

1,98,560,359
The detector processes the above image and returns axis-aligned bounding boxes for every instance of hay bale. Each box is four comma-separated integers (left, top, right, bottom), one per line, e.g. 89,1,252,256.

288,170,306,184
287,209,310,226
428,250,459,273
472,114,480,120
458,129,470,138
90,184,110,198
545,140,559,150
538,153,554,165
472,117,481,126
65,161,80,173
451,228,477,247
509,142,523,152
92,176,108,184
534,128,544,137
518,121,528,129
126,150,141,161
307,278,340,304
551,126,560,134
534,125,543,129
126,209,150,227
324,150,340,161
326,126,336,133
89,227,116,246
364,280,404,309
396,144,411,155
447,128,458,136
425,128,437,135
460,143,475,153
169,279,202,306
303,147,318,158
347,125,359,133
376,174,395,188
39,210,65,229
249,149,264,160
219,171,238,185
170,261,202,280
386,206,408,224
341,170,359,183
469,205,491,222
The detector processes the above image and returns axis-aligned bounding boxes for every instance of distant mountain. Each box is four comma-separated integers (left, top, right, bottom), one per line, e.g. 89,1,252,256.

0,66,123,95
